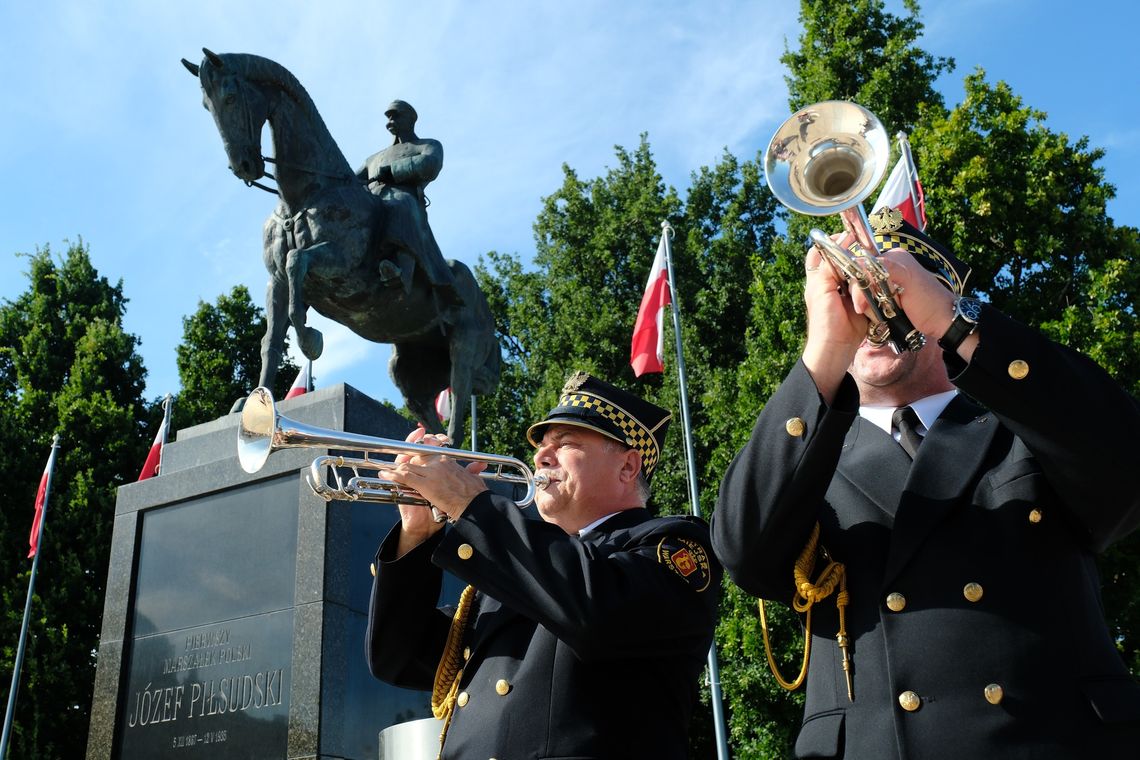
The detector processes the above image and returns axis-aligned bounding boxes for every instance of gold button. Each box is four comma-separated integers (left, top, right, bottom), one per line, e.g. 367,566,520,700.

984,683,1004,705
785,417,806,437
886,592,907,612
457,691,469,707
963,582,984,603
370,562,377,577
463,647,471,661
1008,360,1029,380
1028,508,1043,524
495,679,511,696
898,690,921,712
457,543,474,560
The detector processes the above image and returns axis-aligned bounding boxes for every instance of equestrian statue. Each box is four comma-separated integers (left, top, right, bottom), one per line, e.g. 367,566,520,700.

182,49,499,440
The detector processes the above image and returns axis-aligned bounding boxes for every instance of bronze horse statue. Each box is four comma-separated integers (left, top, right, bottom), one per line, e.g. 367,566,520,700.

182,49,499,440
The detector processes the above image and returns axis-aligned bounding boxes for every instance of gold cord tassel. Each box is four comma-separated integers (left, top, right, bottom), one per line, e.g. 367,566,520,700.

759,522,853,700
431,584,477,758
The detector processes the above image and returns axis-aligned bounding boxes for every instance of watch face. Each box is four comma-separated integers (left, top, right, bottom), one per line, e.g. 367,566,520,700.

959,297,982,322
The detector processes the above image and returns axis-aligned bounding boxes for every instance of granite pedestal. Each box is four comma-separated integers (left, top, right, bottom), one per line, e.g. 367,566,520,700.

85,385,458,759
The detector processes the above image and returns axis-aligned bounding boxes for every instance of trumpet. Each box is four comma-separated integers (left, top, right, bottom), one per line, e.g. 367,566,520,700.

765,100,925,353
237,387,548,512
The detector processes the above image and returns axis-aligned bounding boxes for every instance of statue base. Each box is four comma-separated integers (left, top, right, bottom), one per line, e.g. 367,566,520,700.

85,385,461,759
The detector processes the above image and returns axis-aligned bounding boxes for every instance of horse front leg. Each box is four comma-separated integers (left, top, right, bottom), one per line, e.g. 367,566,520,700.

447,342,475,445
285,243,326,360
259,275,291,388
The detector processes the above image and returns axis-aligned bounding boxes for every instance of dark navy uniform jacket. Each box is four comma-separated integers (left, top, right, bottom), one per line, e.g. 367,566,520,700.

367,490,721,760
713,305,1140,759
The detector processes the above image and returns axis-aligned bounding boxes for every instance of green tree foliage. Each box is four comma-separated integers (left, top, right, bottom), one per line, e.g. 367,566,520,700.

915,71,1122,325
173,285,298,431
474,138,683,463
0,242,149,758
781,0,953,131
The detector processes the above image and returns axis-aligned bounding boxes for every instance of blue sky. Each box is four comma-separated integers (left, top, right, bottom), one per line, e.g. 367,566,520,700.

2,0,1137,415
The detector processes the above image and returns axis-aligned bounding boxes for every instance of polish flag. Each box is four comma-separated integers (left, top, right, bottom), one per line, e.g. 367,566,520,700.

136,426,164,481
285,361,313,399
873,155,926,230
137,395,173,481
27,467,49,559
435,387,452,423
630,235,671,377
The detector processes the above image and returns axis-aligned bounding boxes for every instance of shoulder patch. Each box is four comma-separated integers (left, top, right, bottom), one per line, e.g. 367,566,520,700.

656,536,713,592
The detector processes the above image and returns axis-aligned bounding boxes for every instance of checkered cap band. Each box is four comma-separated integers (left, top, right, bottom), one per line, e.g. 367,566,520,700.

560,391,661,476
874,232,966,296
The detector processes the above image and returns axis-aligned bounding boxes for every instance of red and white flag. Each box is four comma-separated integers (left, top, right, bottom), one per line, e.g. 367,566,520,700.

285,360,313,399
873,152,926,230
435,387,453,423
28,468,49,559
137,395,173,481
28,438,60,559
630,234,672,377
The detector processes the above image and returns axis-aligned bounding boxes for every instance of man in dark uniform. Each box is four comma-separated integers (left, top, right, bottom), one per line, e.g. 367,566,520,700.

367,372,721,759
356,99,462,307
712,218,1140,759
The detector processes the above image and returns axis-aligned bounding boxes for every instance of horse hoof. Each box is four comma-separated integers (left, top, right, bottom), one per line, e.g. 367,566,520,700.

300,328,324,360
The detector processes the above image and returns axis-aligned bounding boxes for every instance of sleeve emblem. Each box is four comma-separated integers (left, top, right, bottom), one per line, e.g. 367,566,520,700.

657,536,712,592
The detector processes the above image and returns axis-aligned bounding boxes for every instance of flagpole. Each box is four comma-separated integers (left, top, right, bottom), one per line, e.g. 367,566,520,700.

895,131,924,231
469,395,477,452
659,221,732,760
1,435,61,759
157,394,173,477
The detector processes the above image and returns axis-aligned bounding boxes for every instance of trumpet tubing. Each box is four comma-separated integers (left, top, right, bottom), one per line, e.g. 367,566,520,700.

237,387,546,509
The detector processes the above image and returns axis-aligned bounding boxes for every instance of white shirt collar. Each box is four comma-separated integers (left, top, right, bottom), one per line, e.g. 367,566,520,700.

578,511,622,537
860,389,958,436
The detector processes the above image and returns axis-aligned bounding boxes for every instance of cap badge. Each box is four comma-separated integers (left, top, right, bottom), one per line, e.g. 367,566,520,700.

562,371,589,394
869,206,905,234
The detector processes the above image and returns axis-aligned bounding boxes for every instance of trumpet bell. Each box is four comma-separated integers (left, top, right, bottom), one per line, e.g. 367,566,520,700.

764,100,890,216
238,386,277,474
238,389,275,471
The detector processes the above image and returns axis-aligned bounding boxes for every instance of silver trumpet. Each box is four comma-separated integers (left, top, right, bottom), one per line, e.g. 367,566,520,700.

765,100,925,353
237,387,548,513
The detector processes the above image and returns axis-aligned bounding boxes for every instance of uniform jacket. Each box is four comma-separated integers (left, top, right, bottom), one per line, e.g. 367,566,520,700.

712,305,1140,759
367,490,722,760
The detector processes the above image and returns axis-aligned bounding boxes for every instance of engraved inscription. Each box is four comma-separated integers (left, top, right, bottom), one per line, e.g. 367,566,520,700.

127,669,284,727
119,611,293,757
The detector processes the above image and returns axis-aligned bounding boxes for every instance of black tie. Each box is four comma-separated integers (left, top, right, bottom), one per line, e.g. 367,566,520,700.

892,406,923,459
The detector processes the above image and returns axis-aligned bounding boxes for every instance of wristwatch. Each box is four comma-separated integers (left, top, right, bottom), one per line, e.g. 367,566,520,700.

938,296,982,352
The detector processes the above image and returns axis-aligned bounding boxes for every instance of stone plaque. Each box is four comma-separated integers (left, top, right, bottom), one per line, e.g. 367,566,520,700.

117,477,298,757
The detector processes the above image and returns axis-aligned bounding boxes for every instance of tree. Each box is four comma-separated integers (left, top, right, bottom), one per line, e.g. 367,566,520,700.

173,285,298,431
780,0,953,132
915,70,1121,327
474,137,683,464
0,242,149,758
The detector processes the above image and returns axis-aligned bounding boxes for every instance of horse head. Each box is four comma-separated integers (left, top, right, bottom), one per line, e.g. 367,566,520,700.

184,48,268,183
